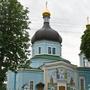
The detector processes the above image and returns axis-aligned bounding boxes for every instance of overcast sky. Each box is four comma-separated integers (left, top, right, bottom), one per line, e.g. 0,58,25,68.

19,0,90,66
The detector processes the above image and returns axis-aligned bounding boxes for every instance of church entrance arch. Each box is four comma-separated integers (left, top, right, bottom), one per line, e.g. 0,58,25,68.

59,86,65,90
36,82,44,90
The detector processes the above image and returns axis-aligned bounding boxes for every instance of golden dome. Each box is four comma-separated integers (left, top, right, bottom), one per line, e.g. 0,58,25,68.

42,2,51,17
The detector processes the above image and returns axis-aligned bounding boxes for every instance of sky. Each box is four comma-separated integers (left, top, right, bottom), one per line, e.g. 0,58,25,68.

19,0,90,66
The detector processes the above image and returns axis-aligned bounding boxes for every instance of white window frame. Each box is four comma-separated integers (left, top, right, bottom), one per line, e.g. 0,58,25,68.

30,81,34,90
79,77,85,90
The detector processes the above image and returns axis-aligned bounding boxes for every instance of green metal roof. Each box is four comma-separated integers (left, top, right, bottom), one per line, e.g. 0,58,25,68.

31,54,70,64
77,67,90,71
18,68,43,72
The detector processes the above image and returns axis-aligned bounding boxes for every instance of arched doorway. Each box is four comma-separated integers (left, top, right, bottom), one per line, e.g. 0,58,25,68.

59,86,65,90
36,82,44,90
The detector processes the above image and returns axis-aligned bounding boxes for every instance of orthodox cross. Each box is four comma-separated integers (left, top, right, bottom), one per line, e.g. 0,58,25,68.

46,1,48,9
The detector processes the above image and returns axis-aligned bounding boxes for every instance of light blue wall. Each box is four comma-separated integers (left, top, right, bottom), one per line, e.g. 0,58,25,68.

7,71,16,90
7,70,44,90
78,67,90,90
31,58,58,68
32,40,62,57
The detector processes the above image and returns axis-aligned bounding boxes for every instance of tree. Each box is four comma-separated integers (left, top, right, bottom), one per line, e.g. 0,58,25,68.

0,0,30,88
80,24,90,61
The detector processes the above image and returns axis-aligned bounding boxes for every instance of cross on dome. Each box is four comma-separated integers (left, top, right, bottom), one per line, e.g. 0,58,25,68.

42,1,51,17
46,1,48,9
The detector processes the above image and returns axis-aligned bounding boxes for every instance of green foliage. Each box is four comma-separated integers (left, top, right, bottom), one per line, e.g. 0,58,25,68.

0,83,6,90
80,25,90,61
0,0,30,88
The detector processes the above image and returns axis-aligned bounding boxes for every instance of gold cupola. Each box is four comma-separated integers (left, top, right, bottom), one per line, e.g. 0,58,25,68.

42,1,51,17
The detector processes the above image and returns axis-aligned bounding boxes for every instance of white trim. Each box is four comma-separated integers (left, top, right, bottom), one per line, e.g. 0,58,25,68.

30,80,34,90
44,68,48,90
43,61,77,71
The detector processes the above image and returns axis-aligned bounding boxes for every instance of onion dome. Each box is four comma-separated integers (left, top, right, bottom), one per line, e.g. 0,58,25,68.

31,24,62,44
31,3,62,44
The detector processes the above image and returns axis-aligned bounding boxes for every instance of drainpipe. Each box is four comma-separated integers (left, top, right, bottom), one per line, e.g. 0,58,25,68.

14,71,17,90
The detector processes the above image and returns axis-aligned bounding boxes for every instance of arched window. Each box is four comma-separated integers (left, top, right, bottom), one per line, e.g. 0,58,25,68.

48,47,51,54
30,81,34,90
52,48,56,54
38,47,41,54
80,77,85,90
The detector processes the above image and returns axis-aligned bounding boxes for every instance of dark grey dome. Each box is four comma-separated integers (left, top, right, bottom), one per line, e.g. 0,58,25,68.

31,22,62,44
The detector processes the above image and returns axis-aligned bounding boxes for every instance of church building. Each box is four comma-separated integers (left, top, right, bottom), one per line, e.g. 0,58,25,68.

7,5,90,90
